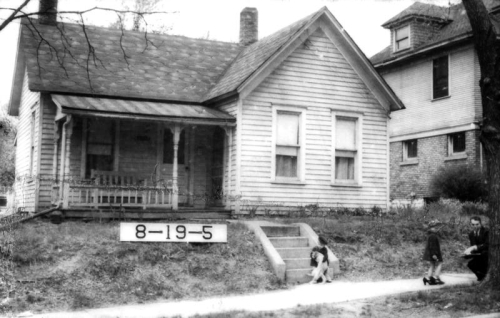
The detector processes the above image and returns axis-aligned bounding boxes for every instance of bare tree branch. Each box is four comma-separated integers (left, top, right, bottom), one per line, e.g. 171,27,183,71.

0,6,177,32
0,0,30,31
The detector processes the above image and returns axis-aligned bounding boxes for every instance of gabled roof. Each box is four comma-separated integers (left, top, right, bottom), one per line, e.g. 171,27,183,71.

382,2,452,28
9,6,404,115
371,0,500,66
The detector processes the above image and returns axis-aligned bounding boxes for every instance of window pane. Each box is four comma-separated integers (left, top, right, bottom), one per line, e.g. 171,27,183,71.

335,157,354,180
396,38,409,50
433,56,449,99
395,26,409,40
451,132,466,153
406,139,418,158
276,155,297,178
276,146,298,156
277,112,299,145
336,118,356,150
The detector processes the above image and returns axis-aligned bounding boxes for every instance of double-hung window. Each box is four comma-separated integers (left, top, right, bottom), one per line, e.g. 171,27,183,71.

433,55,449,99
333,114,362,185
448,132,466,156
403,139,418,161
272,107,305,182
394,25,410,51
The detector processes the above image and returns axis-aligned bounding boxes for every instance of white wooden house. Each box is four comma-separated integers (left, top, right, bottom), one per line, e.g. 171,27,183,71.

371,0,500,204
8,6,403,217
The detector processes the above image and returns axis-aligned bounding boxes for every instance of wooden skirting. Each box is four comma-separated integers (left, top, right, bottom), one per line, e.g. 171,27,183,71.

59,208,232,220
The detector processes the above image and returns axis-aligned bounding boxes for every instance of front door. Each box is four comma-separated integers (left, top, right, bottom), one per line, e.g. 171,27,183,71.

160,128,189,206
210,127,225,206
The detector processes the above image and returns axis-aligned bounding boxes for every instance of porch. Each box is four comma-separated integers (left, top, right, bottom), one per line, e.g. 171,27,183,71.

49,95,236,214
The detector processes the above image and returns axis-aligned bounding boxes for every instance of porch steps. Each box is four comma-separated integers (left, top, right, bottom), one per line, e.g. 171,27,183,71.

258,225,339,284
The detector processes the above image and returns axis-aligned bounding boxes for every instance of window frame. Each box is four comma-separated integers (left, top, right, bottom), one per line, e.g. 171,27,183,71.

331,111,363,186
432,55,450,100
271,105,306,184
403,139,418,161
448,132,466,156
394,25,410,52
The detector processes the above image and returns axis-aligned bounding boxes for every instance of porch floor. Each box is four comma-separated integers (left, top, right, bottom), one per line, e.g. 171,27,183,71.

57,207,232,220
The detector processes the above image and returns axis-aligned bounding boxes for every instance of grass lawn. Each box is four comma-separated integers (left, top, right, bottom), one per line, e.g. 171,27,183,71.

0,199,496,317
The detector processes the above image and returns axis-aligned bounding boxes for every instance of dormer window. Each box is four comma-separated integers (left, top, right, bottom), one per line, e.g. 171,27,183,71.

394,25,410,51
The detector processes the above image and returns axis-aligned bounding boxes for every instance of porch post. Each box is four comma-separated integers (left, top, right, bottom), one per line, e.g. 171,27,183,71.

59,115,73,208
188,126,196,206
113,120,120,171
224,127,233,210
170,125,182,210
80,118,87,178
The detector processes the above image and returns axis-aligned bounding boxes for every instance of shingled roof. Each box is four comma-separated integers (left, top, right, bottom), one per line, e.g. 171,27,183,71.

19,19,241,103
10,6,404,115
371,0,500,66
17,9,318,105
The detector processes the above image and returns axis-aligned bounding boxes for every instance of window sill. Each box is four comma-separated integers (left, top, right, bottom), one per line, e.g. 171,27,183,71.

431,95,451,102
400,159,418,166
271,179,306,186
445,153,467,161
331,183,362,188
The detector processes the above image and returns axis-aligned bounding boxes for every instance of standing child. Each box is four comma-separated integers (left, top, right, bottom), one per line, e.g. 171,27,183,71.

422,219,444,285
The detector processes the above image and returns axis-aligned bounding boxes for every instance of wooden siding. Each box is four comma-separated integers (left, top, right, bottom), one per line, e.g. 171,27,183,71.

473,49,483,122
239,29,389,210
37,95,58,210
216,100,238,209
14,70,40,212
382,45,479,138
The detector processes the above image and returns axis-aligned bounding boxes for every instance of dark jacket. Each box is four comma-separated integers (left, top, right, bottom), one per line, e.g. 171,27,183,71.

469,227,489,255
423,232,442,262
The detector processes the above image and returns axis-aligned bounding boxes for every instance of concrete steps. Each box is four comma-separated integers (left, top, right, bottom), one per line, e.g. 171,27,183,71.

263,226,316,284
247,223,340,284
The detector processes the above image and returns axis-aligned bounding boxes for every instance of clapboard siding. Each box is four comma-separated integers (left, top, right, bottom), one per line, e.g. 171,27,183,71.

382,45,478,137
239,29,389,210
37,95,58,210
14,70,40,212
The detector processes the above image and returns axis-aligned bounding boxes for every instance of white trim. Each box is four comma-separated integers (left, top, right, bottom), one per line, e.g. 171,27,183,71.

331,111,363,186
386,117,390,210
235,99,242,214
431,54,450,100
271,105,307,183
390,123,479,142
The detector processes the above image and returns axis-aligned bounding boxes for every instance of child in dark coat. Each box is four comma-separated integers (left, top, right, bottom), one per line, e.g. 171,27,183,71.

422,219,444,285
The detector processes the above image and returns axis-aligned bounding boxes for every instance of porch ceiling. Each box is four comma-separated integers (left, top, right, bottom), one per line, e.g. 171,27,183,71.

51,94,236,126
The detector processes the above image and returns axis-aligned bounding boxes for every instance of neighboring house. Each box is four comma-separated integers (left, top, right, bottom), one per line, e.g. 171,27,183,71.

8,6,403,217
371,0,500,204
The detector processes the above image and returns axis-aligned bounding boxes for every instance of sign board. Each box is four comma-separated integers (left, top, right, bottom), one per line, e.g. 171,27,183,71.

120,223,227,243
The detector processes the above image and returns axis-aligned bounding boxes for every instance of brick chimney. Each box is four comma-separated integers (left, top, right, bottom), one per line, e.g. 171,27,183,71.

239,7,258,46
39,0,58,25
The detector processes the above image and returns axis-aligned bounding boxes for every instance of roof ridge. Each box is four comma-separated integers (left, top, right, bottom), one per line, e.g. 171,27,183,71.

22,17,238,46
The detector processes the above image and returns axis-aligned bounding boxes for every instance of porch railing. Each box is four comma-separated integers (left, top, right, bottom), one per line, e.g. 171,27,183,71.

54,170,173,209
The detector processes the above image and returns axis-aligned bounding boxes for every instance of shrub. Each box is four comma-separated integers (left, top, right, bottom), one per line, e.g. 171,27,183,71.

430,164,487,202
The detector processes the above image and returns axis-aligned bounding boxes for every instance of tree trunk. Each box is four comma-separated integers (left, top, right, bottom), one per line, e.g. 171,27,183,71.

462,0,500,288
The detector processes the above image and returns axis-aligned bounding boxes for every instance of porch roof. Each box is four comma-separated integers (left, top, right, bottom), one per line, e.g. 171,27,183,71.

51,95,236,126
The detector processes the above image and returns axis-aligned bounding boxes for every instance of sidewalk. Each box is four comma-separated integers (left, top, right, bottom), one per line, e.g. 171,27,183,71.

20,273,477,318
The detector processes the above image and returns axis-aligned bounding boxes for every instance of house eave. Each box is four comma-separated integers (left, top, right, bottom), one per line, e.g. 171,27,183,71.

8,22,24,117
373,34,472,69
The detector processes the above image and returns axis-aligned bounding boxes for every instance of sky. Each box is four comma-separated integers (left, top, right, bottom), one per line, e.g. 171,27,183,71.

0,0,460,108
